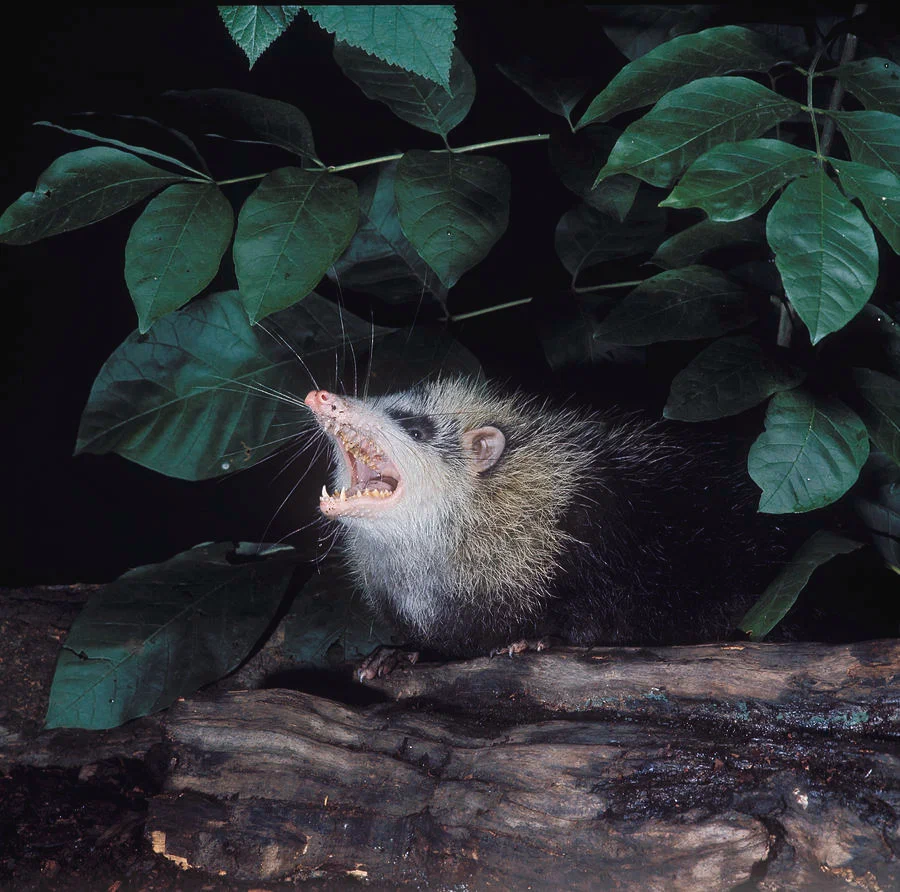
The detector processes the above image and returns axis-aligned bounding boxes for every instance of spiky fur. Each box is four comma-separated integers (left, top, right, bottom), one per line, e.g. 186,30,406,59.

313,378,780,656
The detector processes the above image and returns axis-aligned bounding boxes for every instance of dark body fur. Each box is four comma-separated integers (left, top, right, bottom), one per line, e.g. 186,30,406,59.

395,423,780,656
308,381,786,658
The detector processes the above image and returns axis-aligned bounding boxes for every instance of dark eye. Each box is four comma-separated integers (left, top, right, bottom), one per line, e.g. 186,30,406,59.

387,410,436,443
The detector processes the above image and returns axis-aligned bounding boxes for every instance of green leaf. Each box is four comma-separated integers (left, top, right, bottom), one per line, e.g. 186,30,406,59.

166,88,317,161
539,292,646,372
854,305,900,379
827,110,900,178
598,5,719,61
554,201,665,281
855,480,900,571
660,139,817,222
578,26,780,127
367,325,484,394
594,77,801,188
45,542,298,729
738,530,863,639
651,217,764,269
394,151,510,288
333,43,474,138
832,158,900,254
34,121,208,178
75,290,393,480
219,5,301,67
766,171,877,344
284,562,400,666
125,183,234,333
832,57,900,116
497,58,591,123
852,367,900,464
592,266,755,346
549,128,639,221
664,335,804,421
327,160,446,306
304,4,456,89
748,388,870,513
234,167,358,323
0,147,183,245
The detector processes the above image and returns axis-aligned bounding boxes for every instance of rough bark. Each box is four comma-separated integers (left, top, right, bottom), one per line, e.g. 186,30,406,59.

2,587,898,889
148,641,900,889
145,679,899,890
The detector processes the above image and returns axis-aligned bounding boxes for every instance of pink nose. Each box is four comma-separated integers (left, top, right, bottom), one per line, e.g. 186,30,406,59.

305,390,334,410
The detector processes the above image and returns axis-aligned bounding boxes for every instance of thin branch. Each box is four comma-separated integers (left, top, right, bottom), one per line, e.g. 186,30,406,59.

448,297,533,323
820,5,868,157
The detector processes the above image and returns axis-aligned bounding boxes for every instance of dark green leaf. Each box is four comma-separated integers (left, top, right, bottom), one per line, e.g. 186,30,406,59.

0,147,183,245
45,542,298,729
855,481,900,570
854,305,900,378
827,110,900,178
166,88,317,161
497,58,591,123
832,57,900,115
327,160,446,306
748,388,869,513
539,292,646,371
651,217,764,269
366,325,484,394
284,562,400,666
592,266,755,346
664,335,804,421
549,128,639,221
554,201,665,281
594,77,801,188
833,158,900,253
125,183,234,333
75,290,393,480
234,168,359,323
306,4,456,89
852,367,900,463
578,26,779,126
727,260,783,294
766,171,877,344
597,5,719,61
554,204,665,282
395,151,510,288
738,531,863,639
34,121,208,177
333,43,474,138
660,139,817,221
219,5,301,67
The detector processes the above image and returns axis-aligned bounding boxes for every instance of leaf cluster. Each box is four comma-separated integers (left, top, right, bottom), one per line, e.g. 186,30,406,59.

6,6,899,729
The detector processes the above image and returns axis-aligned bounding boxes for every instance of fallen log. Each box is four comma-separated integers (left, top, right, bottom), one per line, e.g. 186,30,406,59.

3,587,898,888
144,641,900,890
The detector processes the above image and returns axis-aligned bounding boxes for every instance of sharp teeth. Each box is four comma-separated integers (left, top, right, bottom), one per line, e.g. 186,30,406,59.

321,485,328,500
340,488,347,502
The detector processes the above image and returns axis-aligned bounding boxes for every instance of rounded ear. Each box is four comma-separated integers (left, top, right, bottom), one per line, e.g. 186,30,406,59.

461,426,506,473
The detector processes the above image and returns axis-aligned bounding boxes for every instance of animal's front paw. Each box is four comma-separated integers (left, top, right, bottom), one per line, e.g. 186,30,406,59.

489,638,551,658
357,646,419,681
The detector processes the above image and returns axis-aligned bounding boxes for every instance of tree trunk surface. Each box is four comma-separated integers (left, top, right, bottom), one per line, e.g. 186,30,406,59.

2,586,898,890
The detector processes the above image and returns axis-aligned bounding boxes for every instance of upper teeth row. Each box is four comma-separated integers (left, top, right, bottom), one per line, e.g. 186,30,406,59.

320,485,391,501
336,429,381,470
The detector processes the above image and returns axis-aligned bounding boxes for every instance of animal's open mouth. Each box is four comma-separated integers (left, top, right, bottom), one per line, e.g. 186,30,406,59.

319,426,403,518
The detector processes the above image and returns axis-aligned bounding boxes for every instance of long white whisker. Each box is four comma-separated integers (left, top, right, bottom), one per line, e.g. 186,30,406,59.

330,265,358,397
362,307,376,402
255,319,320,390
